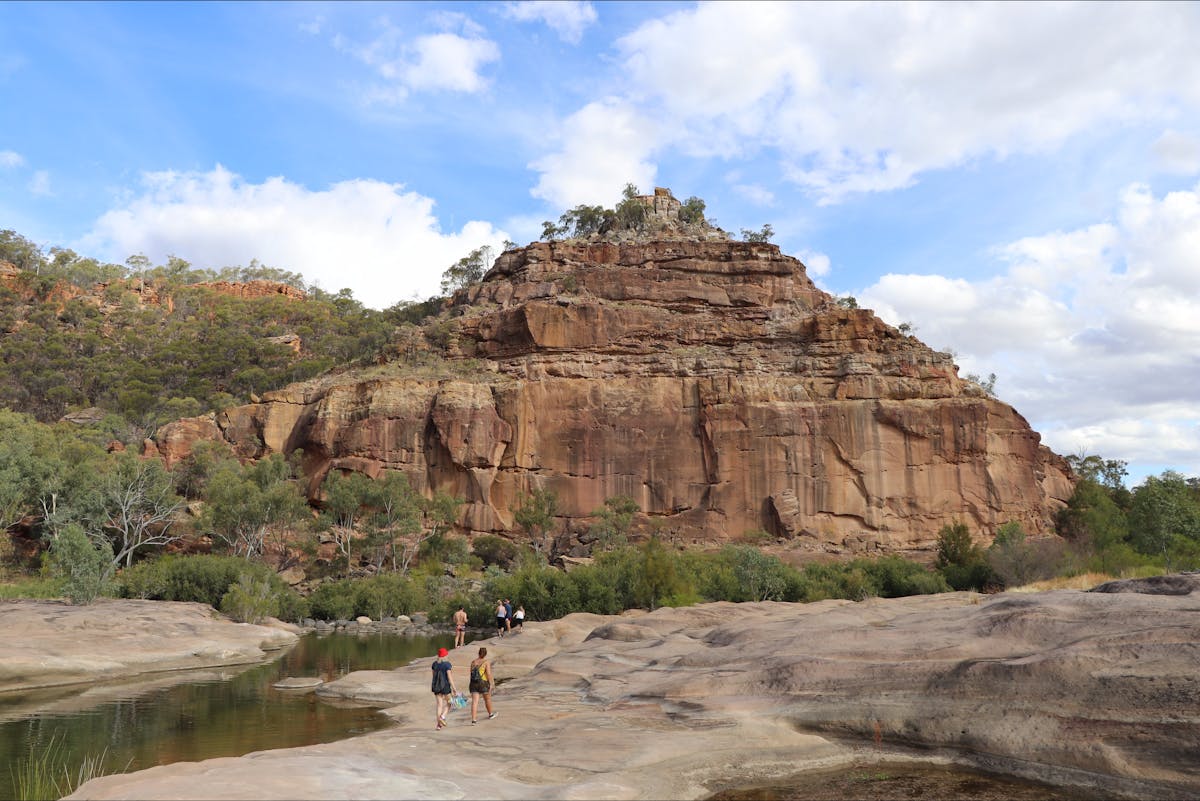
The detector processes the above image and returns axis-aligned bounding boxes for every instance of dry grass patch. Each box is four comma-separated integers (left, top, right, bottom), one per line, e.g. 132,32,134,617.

1007,572,1116,593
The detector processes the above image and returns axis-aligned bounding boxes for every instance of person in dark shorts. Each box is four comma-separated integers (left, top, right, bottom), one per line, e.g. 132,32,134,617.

495,600,507,637
513,605,525,629
431,647,456,729
468,646,496,724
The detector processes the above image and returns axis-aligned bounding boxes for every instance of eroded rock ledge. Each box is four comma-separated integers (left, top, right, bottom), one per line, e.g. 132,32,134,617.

152,209,1074,557
70,583,1200,800
0,599,298,694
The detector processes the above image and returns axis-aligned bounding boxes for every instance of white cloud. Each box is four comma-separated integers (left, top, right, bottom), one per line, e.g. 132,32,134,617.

1153,130,1200,175
82,166,508,308
502,1,597,44
337,15,499,102
529,98,659,208
532,2,1200,204
404,32,500,93
798,250,830,278
0,150,24,168
860,181,1200,479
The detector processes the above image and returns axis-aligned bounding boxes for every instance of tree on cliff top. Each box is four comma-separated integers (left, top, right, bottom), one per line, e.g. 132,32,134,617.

543,182,718,241
440,245,494,294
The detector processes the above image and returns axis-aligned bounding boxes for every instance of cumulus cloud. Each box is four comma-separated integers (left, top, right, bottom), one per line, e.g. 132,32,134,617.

797,250,830,278
0,150,24,168
532,2,1200,204
337,15,500,102
82,166,508,308
860,181,1200,478
502,1,597,44
529,98,659,208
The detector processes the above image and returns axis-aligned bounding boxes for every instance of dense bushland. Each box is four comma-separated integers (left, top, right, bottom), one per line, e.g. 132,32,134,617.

934,454,1200,591
0,230,437,435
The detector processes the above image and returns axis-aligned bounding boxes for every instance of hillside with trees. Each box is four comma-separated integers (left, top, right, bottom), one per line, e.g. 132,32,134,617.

0,229,425,439
3,210,1199,624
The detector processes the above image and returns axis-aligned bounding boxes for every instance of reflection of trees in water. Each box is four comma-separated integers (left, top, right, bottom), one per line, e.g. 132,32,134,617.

0,633,460,799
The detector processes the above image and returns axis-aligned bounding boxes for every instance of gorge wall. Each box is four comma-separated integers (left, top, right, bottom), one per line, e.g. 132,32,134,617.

155,197,1073,559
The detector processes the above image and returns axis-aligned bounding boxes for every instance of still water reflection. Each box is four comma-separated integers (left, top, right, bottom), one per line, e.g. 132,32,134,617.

0,632,464,800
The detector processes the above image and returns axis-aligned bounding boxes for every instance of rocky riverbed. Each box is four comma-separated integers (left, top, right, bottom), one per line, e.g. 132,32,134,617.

61,578,1200,800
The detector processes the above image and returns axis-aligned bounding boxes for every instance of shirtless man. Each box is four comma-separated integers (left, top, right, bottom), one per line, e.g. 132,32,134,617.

453,606,468,648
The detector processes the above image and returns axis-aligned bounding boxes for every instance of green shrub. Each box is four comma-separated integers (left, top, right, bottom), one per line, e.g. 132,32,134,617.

472,534,519,569
219,574,279,624
116,553,305,621
935,522,994,591
117,554,246,606
308,579,358,621
855,555,950,597
354,573,422,620
565,565,623,615
720,545,795,602
46,524,115,605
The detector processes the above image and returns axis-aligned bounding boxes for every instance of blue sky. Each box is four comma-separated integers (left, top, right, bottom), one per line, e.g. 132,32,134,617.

2,1,1199,487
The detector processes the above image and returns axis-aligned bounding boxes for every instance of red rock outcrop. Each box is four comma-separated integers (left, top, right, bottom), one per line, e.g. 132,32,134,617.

154,196,1073,558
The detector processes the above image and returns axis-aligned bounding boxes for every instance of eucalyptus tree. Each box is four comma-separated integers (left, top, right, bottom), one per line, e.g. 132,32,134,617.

203,454,308,562
514,488,559,555
371,470,423,571
321,470,377,576
93,452,185,568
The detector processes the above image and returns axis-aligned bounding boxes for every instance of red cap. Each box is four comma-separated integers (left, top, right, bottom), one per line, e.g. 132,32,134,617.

437,647,449,657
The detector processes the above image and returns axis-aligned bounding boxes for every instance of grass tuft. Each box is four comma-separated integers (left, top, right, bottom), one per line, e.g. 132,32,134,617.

9,732,124,801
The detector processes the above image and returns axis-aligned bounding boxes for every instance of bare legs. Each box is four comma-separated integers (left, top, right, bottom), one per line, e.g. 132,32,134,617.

436,694,450,728
470,691,493,722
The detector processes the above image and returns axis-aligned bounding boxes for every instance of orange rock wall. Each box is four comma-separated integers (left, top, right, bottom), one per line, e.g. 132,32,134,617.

155,238,1074,557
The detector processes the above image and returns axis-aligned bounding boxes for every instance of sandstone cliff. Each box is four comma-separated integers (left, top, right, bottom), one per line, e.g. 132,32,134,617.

154,192,1073,558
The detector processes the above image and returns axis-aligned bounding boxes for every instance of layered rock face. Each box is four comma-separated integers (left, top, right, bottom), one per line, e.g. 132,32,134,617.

155,198,1072,557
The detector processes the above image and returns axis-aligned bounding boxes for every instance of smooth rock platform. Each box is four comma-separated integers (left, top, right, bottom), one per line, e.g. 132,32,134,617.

0,598,298,694
67,583,1200,800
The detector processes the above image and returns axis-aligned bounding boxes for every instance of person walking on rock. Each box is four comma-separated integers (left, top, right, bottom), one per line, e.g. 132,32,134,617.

453,606,467,648
513,605,525,630
503,598,514,633
495,600,507,638
431,647,457,729
468,646,496,724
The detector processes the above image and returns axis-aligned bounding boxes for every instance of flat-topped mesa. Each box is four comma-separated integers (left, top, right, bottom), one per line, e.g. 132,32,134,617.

155,190,1074,559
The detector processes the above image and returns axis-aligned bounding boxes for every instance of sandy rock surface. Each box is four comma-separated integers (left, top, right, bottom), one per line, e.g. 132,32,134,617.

67,585,1200,800
0,598,298,693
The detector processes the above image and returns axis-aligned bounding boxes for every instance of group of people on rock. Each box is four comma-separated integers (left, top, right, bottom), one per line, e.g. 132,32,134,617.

495,598,524,637
431,645,496,728
434,600,525,729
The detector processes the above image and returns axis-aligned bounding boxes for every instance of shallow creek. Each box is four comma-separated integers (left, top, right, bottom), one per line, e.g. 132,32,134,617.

0,631,462,799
